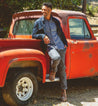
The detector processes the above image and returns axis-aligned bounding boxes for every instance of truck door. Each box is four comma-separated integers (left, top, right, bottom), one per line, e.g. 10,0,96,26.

68,17,98,79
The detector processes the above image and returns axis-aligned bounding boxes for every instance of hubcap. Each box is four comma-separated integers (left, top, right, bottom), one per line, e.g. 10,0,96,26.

16,77,33,101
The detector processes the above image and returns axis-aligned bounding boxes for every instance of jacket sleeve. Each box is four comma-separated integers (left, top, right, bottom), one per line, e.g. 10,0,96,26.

32,21,45,39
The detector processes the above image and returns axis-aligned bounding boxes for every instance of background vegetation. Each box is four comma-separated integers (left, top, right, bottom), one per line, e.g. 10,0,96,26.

0,0,81,29
0,0,97,36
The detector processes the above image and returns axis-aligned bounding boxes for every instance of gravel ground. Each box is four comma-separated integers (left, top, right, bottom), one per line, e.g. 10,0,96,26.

87,15,98,34
32,78,98,106
0,78,98,106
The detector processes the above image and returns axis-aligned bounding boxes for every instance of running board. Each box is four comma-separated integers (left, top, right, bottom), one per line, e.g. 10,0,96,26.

45,74,60,82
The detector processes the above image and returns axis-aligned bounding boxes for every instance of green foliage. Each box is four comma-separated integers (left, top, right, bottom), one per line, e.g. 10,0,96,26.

71,0,81,5
0,0,70,28
87,4,98,16
0,0,81,32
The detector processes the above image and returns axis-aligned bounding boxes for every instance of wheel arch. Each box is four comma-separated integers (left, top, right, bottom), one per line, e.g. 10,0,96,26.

2,57,47,87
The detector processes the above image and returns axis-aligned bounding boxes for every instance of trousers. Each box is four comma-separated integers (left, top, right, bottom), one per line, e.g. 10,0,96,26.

48,47,67,89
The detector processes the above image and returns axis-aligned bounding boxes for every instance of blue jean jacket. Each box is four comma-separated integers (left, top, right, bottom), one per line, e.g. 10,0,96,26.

32,16,68,47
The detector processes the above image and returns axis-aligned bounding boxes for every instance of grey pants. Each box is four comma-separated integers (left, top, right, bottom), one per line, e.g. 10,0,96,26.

48,47,67,90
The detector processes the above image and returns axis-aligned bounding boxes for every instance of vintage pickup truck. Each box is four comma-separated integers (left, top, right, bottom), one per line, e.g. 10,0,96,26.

0,10,98,106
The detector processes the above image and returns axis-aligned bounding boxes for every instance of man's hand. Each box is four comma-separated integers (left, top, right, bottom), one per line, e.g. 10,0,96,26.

64,45,67,48
43,36,50,44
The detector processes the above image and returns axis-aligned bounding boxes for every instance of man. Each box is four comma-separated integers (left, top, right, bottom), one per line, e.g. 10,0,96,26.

32,2,68,102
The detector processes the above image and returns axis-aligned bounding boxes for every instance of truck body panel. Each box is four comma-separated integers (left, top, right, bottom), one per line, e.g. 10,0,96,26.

0,48,47,87
69,40,98,79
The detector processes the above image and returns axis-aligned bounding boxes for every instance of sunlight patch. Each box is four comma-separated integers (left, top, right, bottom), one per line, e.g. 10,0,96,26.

81,102,98,106
94,98,98,102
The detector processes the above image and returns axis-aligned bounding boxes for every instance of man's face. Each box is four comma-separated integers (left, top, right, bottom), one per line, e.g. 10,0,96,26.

42,5,52,18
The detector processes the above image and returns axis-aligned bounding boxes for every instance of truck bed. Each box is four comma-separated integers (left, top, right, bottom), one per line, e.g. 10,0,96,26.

0,38,42,52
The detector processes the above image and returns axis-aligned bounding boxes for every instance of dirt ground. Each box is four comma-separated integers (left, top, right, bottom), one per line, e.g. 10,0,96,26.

30,78,98,106
87,16,98,25
0,78,98,106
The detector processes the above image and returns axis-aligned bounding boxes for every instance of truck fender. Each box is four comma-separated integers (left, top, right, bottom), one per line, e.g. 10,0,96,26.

0,49,47,87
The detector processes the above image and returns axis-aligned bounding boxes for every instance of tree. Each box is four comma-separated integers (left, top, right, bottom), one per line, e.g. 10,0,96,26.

82,0,86,14
0,0,81,30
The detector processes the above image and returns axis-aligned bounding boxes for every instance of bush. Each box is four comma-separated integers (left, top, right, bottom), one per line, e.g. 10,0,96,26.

87,4,98,16
0,0,81,34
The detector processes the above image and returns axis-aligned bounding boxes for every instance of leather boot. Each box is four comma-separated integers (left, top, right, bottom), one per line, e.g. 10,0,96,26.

61,89,67,102
49,71,56,81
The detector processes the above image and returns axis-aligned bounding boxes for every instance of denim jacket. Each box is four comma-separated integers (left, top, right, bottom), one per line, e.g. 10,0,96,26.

32,16,68,47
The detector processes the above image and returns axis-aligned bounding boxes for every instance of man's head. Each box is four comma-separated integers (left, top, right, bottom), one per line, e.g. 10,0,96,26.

42,2,52,19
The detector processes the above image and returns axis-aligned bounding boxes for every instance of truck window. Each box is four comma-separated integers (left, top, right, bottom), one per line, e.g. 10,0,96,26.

13,19,36,35
69,19,91,39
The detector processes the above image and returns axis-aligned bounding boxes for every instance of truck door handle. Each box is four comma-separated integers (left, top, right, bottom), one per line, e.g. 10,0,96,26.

71,41,78,44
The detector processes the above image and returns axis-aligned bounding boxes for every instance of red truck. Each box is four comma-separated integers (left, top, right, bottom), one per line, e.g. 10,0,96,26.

0,10,98,106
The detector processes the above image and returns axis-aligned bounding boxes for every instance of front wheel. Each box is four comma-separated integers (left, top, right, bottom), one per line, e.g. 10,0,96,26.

2,71,38,106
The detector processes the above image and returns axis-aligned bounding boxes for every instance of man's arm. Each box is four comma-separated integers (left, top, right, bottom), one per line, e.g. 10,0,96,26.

32,21,50,44
32,21,45,39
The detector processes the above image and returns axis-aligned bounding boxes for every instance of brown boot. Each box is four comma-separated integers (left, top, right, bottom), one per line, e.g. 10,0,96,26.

61,89,67,102
49,71,56,81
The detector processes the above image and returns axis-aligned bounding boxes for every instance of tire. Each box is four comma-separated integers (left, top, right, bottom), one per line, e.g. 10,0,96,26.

2,71,38,106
